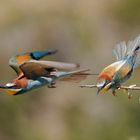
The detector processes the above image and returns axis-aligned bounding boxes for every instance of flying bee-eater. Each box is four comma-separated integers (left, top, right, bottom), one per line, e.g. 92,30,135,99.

0,50,89,95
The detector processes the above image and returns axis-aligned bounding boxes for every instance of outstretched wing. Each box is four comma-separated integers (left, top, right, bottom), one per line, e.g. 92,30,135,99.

9,50,57,76
19,60,80,80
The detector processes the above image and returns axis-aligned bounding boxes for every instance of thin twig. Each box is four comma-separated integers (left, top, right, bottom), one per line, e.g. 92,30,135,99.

80,84,97,88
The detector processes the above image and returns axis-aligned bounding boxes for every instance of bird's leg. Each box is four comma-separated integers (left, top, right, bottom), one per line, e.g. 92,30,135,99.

48,82,56,88
127,90,133,99
14,73,25,81
112,90,117,96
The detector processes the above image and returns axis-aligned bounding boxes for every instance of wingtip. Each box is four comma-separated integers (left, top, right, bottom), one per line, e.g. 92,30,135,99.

47,49,58,55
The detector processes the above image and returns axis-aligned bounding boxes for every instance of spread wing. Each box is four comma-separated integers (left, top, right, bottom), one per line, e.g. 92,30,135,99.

9,50,57,76
19,60,80,80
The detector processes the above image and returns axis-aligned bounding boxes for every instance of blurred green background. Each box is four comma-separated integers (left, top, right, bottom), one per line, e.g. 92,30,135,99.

0,0,140,140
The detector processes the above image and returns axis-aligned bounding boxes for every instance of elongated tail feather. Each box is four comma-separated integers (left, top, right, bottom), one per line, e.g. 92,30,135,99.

60,72,92,83
26,60,80,70
57,69,91,83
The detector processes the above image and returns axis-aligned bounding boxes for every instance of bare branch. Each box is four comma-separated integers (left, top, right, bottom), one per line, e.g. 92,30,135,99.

120,85,140,90
80,84,97,88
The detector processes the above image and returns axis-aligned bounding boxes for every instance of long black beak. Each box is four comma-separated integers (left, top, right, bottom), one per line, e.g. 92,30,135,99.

0,85,13,89
0,83,17,89
97,87,103,95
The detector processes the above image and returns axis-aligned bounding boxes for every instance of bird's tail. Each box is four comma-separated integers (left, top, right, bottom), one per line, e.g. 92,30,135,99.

113,34,140,68
127,35,140,57
127,35,140,68
113,41,127,61
58,69,92,83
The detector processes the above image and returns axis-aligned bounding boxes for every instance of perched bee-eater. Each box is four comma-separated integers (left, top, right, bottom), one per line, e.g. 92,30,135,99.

0,50,89,95
96,34,140,95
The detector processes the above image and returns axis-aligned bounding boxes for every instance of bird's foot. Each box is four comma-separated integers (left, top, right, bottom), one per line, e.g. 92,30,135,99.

48,82,56,88
127,90,133,99
112,90,117,97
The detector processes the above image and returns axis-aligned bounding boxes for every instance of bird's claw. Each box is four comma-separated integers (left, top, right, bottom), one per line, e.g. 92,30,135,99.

127,91,133,99
126,85,136,99
112,90,117,96
48,82,56,88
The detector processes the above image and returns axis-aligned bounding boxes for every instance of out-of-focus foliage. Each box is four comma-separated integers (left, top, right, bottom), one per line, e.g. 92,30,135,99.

0,0,140,140
110,0,140,27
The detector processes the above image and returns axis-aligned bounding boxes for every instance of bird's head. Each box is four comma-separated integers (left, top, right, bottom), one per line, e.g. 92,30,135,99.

97,79,107,94
0,83,22,95
96,75,111,94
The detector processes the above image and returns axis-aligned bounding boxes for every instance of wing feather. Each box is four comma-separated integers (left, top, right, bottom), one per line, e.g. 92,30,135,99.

9,50,57,76
19,60,80,80
23,60,80,71
113,41,127,60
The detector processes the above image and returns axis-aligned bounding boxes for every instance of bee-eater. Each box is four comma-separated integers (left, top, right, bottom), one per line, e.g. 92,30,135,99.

97,34,140,95
0,50,89,95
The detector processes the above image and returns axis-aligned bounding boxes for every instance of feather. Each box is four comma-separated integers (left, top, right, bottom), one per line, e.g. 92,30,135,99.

9,50,57,76
113,41,127,60
23,60,80,71
127,35,140,68
127,34,140,55
113,34,140,69
20,60,80,80
54,69,90,82
20,62,54,80
60,72,91,83
134,53,140,68
30,50,58,60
